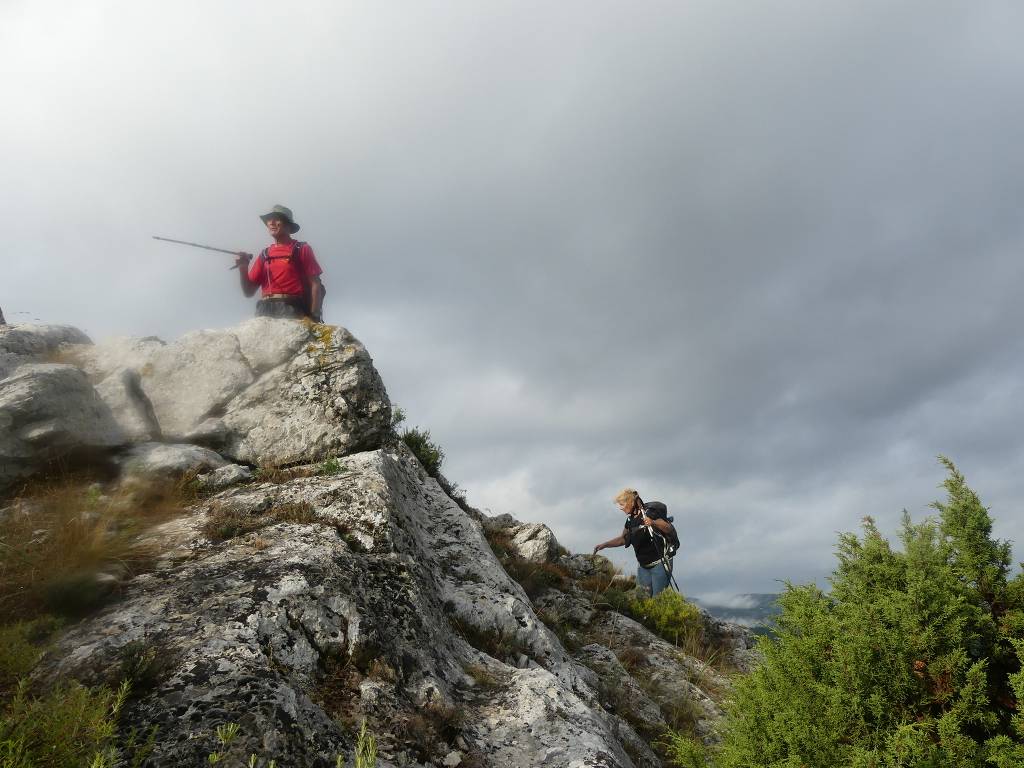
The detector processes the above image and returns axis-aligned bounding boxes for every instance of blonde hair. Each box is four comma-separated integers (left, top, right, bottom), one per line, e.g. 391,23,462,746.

614,488,640,508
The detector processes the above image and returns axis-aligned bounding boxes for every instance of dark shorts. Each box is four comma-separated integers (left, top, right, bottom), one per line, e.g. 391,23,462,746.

256,297,307,319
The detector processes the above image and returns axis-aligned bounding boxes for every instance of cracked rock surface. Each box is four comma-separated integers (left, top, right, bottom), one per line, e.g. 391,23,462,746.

38,447,651,766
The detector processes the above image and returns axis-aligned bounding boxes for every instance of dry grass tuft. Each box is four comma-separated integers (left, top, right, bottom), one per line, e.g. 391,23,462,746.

483,528,572,599
462,662,505,692
201,500,318,542
615,645,649,672
502,559,572,599
0,474,194,622
253,463,308,484
405,699,465,762
448,610,532,666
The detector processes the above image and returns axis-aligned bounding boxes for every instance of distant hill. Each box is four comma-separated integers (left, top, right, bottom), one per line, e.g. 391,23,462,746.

694,593,781,633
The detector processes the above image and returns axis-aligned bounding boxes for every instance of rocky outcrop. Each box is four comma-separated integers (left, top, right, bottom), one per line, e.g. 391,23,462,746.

72,332,255,438
0,363,124,489
5,318,755,768
0,319,391,491
41,446,643,767
94,367,162,442
116,442,229,481
73,319,391,466
0,323,91,379
482,515,562,565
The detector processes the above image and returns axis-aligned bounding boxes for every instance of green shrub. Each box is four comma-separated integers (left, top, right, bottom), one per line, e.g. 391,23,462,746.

632,590,704,647
318,457,345,475
580,575,637,616
349,719,377,768
657,731,709,768
710,459,1024,768
401,427,444,478
0,618,60,693
115,639,177,701
0,680,128,768
390,407,407,431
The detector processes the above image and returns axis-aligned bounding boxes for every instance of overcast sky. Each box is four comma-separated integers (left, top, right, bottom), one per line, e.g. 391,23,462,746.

5,0,1024,599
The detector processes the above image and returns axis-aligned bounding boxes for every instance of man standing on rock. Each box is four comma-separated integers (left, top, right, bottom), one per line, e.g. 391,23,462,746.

593,488,679,597
235,205,326,322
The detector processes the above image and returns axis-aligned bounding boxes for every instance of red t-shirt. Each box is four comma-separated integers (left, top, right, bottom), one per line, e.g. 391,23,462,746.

247,239,323,297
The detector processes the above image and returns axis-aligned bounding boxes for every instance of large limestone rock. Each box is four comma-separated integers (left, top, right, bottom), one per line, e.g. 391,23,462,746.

218,324,390,466
94,367,161,442
74,332,255,439
116,442,229,481
0,324,91,379
14,319,751,767
0,363,125,489
73,319,391,465
482,514,562,564
507,522,560,564
41,446,639,767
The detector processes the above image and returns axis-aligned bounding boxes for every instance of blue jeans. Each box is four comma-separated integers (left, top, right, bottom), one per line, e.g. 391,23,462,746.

637,558,673,597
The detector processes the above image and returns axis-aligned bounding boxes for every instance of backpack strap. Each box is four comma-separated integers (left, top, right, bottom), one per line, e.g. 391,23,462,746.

289,241,306,276
261,242,304,265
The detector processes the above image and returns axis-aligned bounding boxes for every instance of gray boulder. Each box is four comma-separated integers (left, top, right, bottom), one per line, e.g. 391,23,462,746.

217,323,390,466
94,367,161,442
507,521,561,564
0,324,92,380
117,443,228,481
481,512,519,532
74,331,254,439
72,319,391,466
0,363,124,490
195,463,253,492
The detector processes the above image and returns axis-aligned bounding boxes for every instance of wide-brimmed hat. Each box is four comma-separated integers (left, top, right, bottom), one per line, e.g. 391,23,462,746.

259,204,300,233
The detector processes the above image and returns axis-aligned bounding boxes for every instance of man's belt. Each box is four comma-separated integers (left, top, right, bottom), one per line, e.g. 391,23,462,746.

261,293,303,301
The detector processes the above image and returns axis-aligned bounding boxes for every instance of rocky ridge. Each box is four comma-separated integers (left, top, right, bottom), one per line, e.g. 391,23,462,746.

0,320,756,768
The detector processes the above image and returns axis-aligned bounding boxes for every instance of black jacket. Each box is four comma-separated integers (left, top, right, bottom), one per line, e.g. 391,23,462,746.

623,504,673,567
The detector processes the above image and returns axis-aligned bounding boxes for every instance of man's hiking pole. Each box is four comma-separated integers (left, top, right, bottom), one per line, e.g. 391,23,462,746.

152,236,244,269
635,494,681,593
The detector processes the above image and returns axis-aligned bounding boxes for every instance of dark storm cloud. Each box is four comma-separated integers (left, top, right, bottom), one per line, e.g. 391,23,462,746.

4,0,1024,596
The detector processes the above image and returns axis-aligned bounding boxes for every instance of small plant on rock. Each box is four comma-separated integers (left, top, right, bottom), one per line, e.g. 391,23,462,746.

390,407,407,431
207,722,240,764
0,679,130,768
318,457,346,476
340,719,377,768
631,590,704,648
656,731,708,768
400,427,445,478
0,475,189,622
